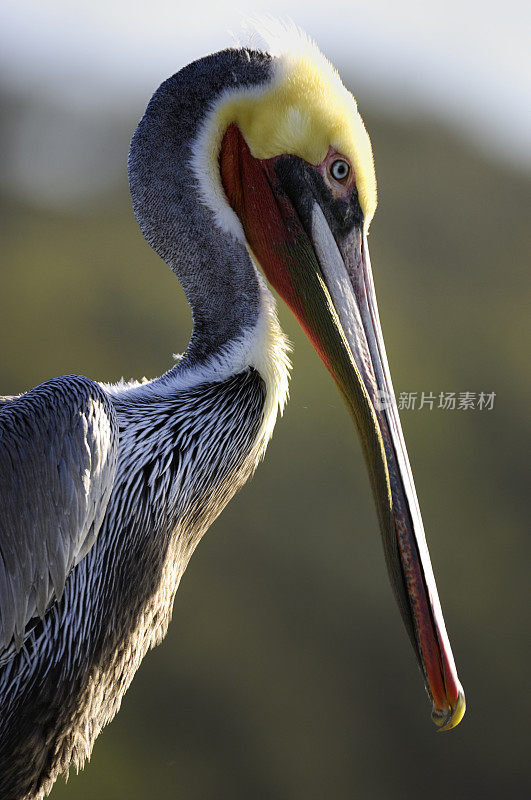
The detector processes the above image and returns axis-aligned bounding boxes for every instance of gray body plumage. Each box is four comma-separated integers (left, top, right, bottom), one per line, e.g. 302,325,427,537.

0,376,118,655
0,49,283,800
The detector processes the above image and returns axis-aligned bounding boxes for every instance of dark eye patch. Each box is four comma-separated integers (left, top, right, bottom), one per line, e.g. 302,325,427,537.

272,155,363,246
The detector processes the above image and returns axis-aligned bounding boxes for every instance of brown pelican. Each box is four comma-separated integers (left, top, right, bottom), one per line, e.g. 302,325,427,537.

0,24,465,800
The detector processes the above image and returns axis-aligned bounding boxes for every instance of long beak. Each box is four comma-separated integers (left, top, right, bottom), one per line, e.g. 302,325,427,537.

220,124,465,730
310,207,465,730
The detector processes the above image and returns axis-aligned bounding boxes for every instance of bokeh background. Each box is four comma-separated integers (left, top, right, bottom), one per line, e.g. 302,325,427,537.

1,1,530,798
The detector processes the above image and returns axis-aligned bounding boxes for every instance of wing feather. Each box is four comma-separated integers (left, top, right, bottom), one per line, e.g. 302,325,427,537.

0,375,118,652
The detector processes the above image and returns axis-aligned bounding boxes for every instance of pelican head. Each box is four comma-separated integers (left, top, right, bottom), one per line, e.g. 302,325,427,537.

176,24,464,730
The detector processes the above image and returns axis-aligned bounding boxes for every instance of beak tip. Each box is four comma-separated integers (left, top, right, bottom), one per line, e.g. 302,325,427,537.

431,686,466,732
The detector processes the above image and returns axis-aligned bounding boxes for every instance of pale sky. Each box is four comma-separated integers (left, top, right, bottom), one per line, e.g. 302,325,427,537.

1,0,530,168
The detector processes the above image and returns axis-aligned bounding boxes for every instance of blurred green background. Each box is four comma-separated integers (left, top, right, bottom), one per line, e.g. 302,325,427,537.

1,7,530,799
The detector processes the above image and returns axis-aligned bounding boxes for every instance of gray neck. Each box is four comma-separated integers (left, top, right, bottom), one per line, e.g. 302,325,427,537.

128,48,273,365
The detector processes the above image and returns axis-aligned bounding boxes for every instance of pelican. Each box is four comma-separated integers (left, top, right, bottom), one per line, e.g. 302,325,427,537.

0,24,465,800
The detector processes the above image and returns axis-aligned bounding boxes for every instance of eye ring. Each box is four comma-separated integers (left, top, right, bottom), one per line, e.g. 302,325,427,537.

329,159,350,182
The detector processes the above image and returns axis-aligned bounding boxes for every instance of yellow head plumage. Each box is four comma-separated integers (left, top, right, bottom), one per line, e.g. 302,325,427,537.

200,20,377,232
193,20,377,238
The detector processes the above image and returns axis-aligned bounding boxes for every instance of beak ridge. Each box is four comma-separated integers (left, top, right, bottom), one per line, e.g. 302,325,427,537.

309,202,465,730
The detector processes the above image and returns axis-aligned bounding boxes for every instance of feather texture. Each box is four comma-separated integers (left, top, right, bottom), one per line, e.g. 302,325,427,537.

0,366,271,800
0,376,118,653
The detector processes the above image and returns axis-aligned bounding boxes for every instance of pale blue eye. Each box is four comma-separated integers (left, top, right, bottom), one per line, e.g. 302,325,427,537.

330,159,350,181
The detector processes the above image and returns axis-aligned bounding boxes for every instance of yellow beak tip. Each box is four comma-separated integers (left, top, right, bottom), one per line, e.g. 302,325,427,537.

431,688,466,732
